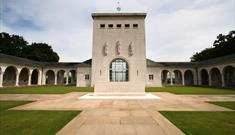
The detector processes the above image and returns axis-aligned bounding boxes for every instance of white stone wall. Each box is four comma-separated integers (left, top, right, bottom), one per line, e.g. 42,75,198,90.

76,67,91,87
91,13,147,95
146,67,162,87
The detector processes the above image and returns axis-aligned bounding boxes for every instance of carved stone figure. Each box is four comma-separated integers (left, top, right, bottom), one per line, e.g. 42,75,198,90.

129,42,133,56
116,41,121,55
103,42,108,56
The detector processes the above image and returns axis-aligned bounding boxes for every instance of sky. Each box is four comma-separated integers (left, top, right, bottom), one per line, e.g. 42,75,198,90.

0,0,234,62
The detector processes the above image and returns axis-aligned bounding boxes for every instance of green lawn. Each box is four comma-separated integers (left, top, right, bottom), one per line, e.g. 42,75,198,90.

0,100,33,111
0,101,81,135
160,111,235,135
0,86,235,95
146,86,235,94
0,86,93,94
209,101,235,110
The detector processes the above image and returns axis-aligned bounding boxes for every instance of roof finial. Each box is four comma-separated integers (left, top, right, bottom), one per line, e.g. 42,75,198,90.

116,1,121,12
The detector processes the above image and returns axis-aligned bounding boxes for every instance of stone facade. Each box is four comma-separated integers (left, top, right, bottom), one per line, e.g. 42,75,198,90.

91,13,147,95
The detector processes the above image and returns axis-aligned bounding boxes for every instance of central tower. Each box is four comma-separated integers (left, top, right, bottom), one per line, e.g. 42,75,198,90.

91,13,147,95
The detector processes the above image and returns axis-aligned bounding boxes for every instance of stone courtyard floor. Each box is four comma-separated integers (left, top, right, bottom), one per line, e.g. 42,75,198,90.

1,92,235,135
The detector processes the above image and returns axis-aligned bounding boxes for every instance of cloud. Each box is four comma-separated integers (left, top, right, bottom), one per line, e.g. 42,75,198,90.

1,0,234,62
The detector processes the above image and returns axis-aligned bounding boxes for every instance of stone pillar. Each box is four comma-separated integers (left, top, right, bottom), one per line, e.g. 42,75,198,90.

170,72,173,85
16,72,19,86
208,71,212,86
221,70,225,87
76,69,79,87
198,70,201,85
42,71,46,85
54,71,57,85
28,71,32,86
37,70,42,85
0,72,3,87
182,72,185,86
194,70,198,85
66,72,69,85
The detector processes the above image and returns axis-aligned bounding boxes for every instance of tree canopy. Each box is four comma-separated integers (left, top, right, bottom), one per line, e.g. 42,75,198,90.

0,32,59,62
190,30,235,62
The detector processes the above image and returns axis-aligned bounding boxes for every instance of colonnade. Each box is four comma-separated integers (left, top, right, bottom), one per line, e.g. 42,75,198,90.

0,65,77,87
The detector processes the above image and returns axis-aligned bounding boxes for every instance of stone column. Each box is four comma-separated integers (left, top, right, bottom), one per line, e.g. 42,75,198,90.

198,70,201,85
16,72,19,86
66,72,69,85
0,72,3,87
76,71,79,87
221,70,225,87
170,72,173,85
42,71,46,85
208,71,212,86
182,72,185,86
54,71,58,85
28,71,32,86
37,70,42,85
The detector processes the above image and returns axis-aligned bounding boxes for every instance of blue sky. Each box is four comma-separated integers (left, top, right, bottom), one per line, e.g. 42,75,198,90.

0,0,234,62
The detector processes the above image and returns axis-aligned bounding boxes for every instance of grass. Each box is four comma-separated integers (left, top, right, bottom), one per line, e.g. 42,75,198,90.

0,101,81,135
209,101,235,110
0,85,93,94
0,86,234,95
146,86,235,94
0,100,33,111
160,111,235,135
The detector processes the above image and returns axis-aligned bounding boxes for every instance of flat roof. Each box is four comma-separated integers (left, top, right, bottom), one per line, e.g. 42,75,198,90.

92,13,147,18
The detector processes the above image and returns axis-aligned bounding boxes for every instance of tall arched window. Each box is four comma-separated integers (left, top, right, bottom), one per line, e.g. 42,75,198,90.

110,59,129,82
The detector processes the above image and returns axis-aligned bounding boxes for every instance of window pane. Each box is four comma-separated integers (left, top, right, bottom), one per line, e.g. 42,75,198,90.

110,59,128,82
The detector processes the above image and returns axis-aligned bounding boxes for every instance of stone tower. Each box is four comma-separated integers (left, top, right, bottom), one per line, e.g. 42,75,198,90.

91,13,147,95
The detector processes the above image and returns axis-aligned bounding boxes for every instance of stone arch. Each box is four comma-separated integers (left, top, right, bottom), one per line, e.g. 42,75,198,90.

184,70,194,85
200,69,209,85
223,66,235,87
57,70,66,84
3,66,17,86
19,67,30,86
68,70,76,85
210,68,222,87
173,70,182,85
31,69,39,85
46,70,55,85
161,70,170,85
109,58,129,82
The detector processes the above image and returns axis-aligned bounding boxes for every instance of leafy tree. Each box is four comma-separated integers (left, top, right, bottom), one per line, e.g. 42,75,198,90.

23,43,59,62
0,32,59,62
190,30,235,62
0,32,28,57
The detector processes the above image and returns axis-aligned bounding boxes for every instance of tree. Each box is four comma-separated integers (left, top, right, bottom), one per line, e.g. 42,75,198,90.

190,30,235,62
0,32,59,62
23,43,59,62
0,32,28,57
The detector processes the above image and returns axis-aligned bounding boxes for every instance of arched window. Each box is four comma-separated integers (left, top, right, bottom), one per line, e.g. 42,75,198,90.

109,59,129,82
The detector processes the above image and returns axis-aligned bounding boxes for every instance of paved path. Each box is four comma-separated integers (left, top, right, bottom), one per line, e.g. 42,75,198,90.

1,92,235,135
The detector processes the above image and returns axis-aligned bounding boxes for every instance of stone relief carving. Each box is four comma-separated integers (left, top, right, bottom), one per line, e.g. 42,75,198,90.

103,42,108,56
116,41,121,55
129,42,133,56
